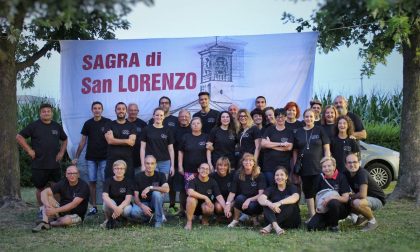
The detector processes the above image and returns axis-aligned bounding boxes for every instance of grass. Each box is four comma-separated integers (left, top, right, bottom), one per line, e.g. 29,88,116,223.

0,184,419,252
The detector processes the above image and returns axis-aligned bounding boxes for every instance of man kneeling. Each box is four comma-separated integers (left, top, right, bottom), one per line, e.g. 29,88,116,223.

130,155,169,228
32,166,90,232
185,163,228,230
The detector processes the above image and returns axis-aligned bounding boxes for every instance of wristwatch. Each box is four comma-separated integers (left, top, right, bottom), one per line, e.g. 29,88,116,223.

149,186,153,190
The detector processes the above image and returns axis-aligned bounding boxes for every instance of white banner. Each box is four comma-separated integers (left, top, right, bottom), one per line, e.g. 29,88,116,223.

60,32,318,157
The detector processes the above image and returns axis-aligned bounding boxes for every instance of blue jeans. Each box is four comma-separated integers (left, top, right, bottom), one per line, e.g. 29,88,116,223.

130,191,164,224
156,160,171,177
234,194,263,216
263,171,275,187
87,160,106,182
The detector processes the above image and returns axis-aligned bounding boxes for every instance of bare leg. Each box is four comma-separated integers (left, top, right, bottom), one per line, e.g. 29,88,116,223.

352,199,374,220
306,198,315,218
185,196,197,230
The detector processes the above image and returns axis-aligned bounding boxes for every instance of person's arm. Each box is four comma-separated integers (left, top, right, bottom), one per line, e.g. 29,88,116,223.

102,192,118,211
56,138,68,162
72,135,87,164
178,151,185,175
323,144,331,158
133,191,153,216
16,134,35,159
187,188,211,202
261,137,281,149
119,194,132,209
143,182,170,195
140,141,146,171
353,130,367,140
215,194,227,207
351,184,368,200
206,143,213,171
168,144,175,176
105,130,135,146
254,138,261,161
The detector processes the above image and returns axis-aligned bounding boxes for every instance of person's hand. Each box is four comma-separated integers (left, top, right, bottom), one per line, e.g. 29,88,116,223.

170,166,175,177
272,202,282,213
140,204,153,217
242,198,251,210
141,187,151,199
28,149,36,159
45,206,57,216
112,206,123,219
204,197,212,206
206,142,214,151
178,167,185,176
56,152,64,162
71,158,78,165
106,130,114,140
186,173,195,181
209,164,214,172
224,204,232,218
349,135,357,140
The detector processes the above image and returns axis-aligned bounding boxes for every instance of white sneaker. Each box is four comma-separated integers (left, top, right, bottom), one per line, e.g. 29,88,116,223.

228,220,239,228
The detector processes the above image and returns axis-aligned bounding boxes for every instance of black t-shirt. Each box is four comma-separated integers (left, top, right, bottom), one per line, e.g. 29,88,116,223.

19,119,68,170
140,125,174,161
103,177,133,205
130,118,147,167
104,120,137,160
81,117,111,161
261,126,294,172
210,172,234,199
208,127,237,165
193,109,220,134
294,126,330,176
134,171,167,202
314,120,322,126
51,178,90,219
347,112,365,132
345,168,386,205
148,115,178,131
322,124,337,141
174,125,192,152
315,172,351,195
285,120,304,134
238,126,261,156
179,133,208,173
188,177,221,200
230,172,266,198
263,184,299,203
331,136,360,172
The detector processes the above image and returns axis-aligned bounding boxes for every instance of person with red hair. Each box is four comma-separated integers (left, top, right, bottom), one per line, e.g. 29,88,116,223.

284,102,304,133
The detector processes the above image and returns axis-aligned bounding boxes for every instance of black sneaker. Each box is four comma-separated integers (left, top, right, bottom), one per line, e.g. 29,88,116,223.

106,218,115,229
328,226,340,233
32,221,50,233
87,207,98,216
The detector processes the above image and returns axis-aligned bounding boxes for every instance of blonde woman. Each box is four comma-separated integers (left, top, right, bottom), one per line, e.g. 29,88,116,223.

237,109,261,161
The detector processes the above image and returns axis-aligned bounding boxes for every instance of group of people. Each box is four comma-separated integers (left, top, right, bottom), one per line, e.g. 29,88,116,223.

16,92,385,234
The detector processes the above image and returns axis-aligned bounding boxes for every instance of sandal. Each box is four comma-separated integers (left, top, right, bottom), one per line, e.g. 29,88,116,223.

259,224,272,235
32,221,50,233
274,227,285,235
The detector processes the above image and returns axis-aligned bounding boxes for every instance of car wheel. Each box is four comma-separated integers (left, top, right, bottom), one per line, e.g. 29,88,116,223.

365,163,392,189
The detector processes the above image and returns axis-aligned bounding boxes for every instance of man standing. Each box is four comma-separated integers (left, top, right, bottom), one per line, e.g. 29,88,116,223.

127,103,147,173
255,96,267,111
334,95,367,140
104,102,137,179
345,153,386,232
193,92,220,134
16,103,68,218
310,99,322,126
130,155,170,228
149,96,178,129
72,101,110,216
32,165,90,232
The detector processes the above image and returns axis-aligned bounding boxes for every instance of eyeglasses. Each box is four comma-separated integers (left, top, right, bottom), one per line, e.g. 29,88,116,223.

346,161,359,164
66,172,78,176
239,115,247,118
113,167,125,170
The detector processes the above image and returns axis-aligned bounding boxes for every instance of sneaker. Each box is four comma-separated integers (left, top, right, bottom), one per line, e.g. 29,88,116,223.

362,221,378,232
328,226,340,233
162,214,167,223
154,222,163,228
106,218,115,229
87,207,98,216
355,216,368,227
32,221,50,233
100,220,108,229
227,220,239,228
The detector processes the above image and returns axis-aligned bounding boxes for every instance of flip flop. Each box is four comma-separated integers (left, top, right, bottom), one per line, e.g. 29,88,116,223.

275,227,285,235
259,225,272,235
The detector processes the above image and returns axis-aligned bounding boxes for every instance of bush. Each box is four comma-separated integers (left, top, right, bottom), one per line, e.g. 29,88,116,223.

364,123,400,152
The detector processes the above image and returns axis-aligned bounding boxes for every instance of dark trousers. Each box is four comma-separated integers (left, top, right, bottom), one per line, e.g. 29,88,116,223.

263,204,301,229
307,199,349,230
234,194,262,216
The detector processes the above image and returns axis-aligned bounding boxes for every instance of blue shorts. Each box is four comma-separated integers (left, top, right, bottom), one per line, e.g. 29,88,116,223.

367,196,383,211
156,160,171,177
87,160,106,182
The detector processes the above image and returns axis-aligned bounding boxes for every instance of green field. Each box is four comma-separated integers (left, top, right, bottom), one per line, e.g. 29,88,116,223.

0,185,419,252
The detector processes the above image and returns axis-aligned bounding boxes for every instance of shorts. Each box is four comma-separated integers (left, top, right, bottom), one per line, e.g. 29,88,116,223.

86,160,106,182
66,214,83,226
183,172,198,191
31,169,61,189
367,196,383,211
301,175,319,199
156,160,171,176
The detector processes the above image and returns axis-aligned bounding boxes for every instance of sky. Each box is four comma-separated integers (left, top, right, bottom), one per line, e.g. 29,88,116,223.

17,0,403,101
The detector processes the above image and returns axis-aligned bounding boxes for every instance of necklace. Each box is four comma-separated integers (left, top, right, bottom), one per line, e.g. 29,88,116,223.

305,128,314,150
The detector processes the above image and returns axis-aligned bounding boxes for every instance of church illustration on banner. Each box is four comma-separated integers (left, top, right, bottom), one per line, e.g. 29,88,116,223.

172,37,246,114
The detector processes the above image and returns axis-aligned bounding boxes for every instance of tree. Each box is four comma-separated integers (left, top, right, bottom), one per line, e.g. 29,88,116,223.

284,0,420,205
0,0,154,207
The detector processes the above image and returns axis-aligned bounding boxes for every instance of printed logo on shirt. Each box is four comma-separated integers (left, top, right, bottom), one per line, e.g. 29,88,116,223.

343,146,352,152
229,134,235,140
136,127,142,133
101,127,105,132
168,122,176,127
280,137,288,143
122,130,130,135
333,184,339,190
207,189,212,195
242,132,249,138
311,135,320,140
161,134,168,139
227,182,231,188
251,181,257,187
199,141,206,146
208,118,216,123
293,129,298,134
152,182,160,187
51,130,58,135
119,187,127,193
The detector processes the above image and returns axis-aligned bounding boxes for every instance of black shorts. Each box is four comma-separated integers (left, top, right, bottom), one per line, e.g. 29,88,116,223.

31,169,61,189
301,175,319,199
193,199,206,216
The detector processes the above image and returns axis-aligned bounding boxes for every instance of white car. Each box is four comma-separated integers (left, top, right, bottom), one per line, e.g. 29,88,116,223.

360,141,400,189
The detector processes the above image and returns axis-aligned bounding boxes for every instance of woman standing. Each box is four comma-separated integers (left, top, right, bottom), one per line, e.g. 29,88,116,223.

293,109,331,219
307,157,351,232
140,108,175,179
225,153,266,228
258,167,301,235
331,115,360,172
238,109,261,160
178,117,208,208
261,108,294,186
321,105,339,140
207,111,238,170
284,101,304,133
102,160,133,229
